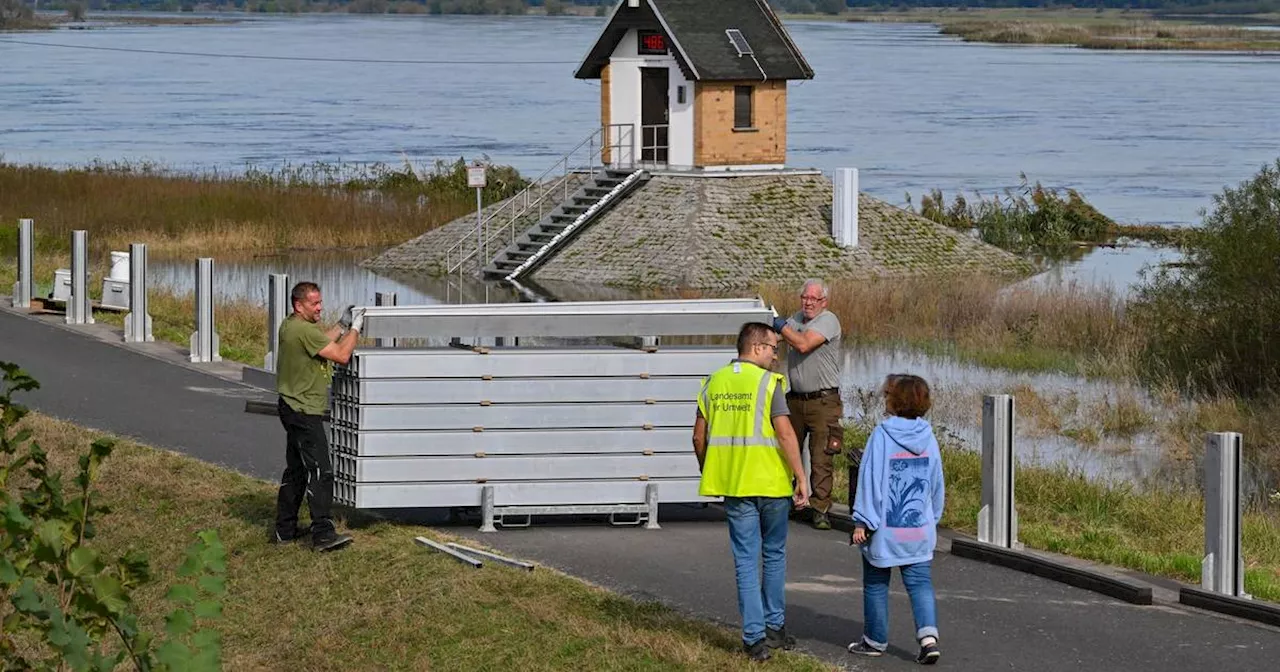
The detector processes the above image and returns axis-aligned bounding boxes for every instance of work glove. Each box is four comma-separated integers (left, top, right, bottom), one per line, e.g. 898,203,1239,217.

339,304,356,329
349,307,366,334
772,316,788,333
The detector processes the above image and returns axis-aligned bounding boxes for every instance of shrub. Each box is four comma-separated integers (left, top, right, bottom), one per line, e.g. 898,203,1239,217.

1131,159,1280,397
0,362,226,670
913,175,1114,257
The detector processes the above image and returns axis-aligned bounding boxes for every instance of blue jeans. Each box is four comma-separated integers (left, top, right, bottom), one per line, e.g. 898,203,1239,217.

861,555,939,650
724,496,792,646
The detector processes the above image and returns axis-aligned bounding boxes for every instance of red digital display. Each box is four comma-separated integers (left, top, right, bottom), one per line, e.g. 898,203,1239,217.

638,30,667,55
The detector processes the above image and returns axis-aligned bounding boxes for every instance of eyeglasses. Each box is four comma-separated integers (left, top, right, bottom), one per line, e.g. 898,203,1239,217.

757,342,779,353
800,295,826,303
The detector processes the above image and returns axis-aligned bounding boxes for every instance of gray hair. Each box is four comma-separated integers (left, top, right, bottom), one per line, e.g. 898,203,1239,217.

800,279,829,299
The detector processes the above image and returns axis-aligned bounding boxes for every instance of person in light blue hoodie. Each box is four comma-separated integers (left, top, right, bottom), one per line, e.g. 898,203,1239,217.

848,374,944,665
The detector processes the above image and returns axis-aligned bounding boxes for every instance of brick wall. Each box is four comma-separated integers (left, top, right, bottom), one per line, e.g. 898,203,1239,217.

693,81,787,167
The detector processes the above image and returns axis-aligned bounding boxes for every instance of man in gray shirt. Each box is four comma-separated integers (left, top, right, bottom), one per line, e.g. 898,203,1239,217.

772,279,846,530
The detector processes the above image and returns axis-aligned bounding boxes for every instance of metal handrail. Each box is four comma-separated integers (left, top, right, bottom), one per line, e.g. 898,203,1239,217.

445,123,635,275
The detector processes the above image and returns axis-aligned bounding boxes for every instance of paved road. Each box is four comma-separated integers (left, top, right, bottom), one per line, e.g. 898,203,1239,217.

0,307,282,480
3,306,1278,671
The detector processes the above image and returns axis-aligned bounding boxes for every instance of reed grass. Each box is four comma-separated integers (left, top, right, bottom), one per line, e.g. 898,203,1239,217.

760,274,1138,378
939,18,1280,51
0,160,524,256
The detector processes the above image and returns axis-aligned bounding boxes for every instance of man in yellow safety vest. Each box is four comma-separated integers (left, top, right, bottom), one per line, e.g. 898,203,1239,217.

693,322,810,662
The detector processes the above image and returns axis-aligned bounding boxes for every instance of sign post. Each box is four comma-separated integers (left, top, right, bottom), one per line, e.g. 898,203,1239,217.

468,163,487,273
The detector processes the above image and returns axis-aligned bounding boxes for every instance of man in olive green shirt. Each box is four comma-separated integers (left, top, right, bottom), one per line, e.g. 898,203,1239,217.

272,281,363,552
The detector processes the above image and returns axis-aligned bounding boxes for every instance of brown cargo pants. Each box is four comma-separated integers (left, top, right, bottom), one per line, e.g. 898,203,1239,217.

786,388,846,514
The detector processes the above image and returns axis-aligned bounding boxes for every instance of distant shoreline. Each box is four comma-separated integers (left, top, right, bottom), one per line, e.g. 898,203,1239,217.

8,6,1280,52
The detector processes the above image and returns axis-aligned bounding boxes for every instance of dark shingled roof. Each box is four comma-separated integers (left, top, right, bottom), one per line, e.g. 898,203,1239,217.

575,0,814,82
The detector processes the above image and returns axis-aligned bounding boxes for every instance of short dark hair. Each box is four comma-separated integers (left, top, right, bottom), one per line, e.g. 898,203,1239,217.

883,374,932,419
736,322,775,356
291,281,320,310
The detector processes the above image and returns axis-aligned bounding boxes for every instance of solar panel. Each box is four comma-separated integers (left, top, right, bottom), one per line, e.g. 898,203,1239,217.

725,29,753,56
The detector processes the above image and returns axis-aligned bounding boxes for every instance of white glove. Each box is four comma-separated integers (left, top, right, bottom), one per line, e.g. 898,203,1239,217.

349,307,366,334
339,304,355,329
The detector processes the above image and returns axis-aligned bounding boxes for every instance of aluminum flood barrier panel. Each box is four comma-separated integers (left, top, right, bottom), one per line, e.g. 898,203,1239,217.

1203,432,1248,598
357,298,773,340
329,345,728,515
12,218,32,308
979,394,1019,548
123,243,154,343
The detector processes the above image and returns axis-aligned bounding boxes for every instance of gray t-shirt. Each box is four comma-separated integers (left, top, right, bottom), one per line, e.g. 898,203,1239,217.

785,310,842,393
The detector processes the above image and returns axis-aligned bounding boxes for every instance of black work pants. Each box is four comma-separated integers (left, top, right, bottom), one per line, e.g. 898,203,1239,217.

274,397,335,538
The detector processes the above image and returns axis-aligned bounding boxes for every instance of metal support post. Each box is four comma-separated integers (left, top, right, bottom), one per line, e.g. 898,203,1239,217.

123,243,153,343
1203,432,1248,598
189,258,221,363
66,230,94,325
375,291,397,348
979,394,1019,548
479,485,497,533
414,537,483,569
644,482,661,530
263,273,289,372
446,543,535,572
13,218,32,308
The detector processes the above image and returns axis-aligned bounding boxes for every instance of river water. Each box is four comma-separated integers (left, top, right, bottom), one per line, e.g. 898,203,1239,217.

3,13,1280,225
7,13,1278,487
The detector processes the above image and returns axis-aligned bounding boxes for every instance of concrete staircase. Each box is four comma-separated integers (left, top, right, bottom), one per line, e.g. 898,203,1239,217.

482,168,648,280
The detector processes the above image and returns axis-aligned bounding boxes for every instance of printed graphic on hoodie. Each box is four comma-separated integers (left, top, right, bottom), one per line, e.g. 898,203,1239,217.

886,455,931,529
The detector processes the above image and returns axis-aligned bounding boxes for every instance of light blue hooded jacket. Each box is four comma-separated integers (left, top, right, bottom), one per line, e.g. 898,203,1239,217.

852,416,946,568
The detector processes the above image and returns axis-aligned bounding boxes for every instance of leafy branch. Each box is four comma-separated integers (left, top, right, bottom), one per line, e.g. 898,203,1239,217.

0,360,225,671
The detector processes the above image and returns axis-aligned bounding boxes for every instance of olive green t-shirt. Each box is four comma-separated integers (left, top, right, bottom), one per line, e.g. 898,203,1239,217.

277,315,333,416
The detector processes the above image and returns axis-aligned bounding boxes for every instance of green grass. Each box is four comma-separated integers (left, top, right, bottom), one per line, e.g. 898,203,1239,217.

833,427,1280,602
7,414,834,671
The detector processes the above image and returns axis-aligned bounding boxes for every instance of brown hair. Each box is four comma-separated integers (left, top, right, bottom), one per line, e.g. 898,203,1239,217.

290,281,320,310
736,322,775,356
883,374,932,419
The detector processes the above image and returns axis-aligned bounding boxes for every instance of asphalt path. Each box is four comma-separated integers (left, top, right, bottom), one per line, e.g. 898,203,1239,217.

3,306,1278,671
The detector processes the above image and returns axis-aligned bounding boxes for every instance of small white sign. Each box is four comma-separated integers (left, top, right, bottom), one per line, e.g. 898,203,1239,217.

467,165,487,188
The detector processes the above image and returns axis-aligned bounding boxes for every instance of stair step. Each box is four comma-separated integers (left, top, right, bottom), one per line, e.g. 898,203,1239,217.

492,261,521,269
507,251,534,260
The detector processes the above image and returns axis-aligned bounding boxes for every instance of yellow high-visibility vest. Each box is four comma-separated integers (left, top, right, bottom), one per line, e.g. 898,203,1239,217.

697,360,794,498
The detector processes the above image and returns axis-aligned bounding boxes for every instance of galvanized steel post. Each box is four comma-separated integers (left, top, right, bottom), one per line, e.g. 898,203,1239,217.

375,291,397,348
644,483,661,530
979,394,1018,548
66,230,94,325
123,243,153,343
188,258,221,363
13,218,33,308
1202,432,1248,597
479,485,497,533
263,273,289,372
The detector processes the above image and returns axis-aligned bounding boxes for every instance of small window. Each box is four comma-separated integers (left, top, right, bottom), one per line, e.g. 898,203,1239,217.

677,85,686,105
734,85,753,129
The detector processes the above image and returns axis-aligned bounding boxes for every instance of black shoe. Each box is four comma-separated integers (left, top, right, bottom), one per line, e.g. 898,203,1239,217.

312,530,353,552
765,626,796,650
812,511,831,530
917,641,941,665
270,524,312,545
847,639,883,657
743,639,771,662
